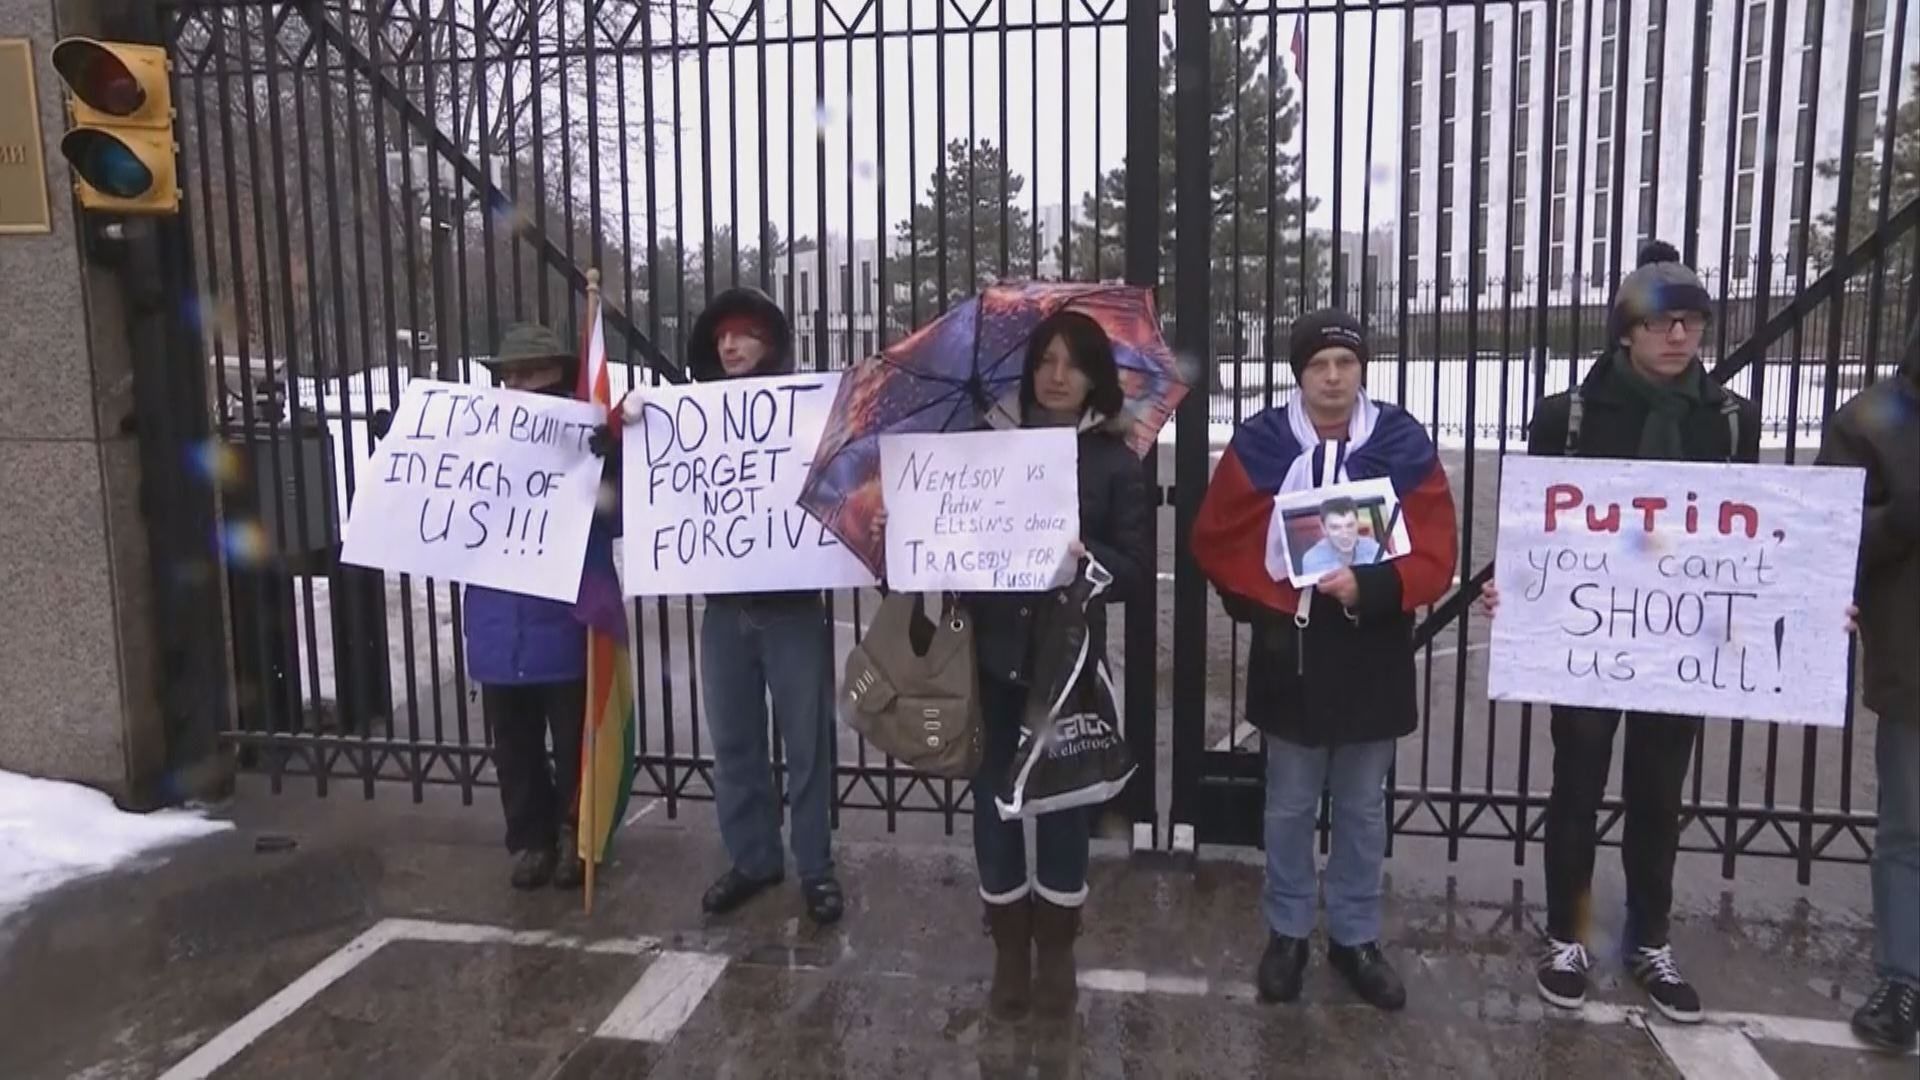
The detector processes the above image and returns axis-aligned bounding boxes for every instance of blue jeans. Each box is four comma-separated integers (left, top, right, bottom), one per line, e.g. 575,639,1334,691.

700,597,835,883
1875,716,1920,987
974,676,1089,906
1262,734,1397,946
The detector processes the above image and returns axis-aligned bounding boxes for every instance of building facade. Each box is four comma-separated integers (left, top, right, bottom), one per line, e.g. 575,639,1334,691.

1402,0,1909,306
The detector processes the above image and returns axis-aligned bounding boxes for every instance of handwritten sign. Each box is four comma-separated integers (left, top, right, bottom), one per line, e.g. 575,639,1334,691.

1488,456,1864,727
880,428,1079,592
340,379,605,602
621,372,876,595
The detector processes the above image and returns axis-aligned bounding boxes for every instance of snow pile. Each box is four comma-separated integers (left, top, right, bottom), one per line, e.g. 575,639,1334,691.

0,770,231,917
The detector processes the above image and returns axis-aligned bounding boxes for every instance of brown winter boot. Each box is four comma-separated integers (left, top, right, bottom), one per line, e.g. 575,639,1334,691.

984,899,1033,1021
1031,899,1081,1019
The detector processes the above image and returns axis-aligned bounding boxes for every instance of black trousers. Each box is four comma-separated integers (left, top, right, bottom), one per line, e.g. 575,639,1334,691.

483,680,586,854
1543,706,1702,948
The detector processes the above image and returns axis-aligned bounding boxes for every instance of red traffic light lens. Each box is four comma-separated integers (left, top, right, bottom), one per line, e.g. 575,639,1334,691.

61,130,154,198
52,39,148,117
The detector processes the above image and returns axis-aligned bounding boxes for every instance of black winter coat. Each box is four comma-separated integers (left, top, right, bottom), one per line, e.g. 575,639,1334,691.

971,423,1152,687
1526,350,1761,464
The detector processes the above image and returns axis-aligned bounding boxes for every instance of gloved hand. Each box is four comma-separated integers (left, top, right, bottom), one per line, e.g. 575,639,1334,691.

587,423,618,459
370,409,394,441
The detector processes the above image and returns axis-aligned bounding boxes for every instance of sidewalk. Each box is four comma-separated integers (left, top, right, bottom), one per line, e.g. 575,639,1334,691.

0,778,1907,1079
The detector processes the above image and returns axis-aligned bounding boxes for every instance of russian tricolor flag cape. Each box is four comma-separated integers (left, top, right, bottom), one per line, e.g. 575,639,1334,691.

1193,394,1458,616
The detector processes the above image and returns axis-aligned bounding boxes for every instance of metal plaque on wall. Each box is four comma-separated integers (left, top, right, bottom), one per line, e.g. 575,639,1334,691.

0,39,53,234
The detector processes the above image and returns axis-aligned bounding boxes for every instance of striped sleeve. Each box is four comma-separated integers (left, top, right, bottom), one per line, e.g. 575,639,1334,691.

1389,459,1458,611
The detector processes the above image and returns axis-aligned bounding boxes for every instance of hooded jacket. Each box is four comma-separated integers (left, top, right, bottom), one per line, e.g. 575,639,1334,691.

686,287,795,383
686,286,816,609
1816,318,1920,722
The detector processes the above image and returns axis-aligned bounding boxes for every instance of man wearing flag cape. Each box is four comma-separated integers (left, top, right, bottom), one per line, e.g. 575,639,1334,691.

1192,309,1458,1011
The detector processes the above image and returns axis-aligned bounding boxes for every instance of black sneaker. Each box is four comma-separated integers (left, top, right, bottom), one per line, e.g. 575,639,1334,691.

1628,944,1703,1023
1535,937,1591,1010
802,876,845,926
701,867,783,915
1255,934,1310,1004
1328,942,1407,1012
1851,979,1919,1053
552,827,585,890
509,848,556,890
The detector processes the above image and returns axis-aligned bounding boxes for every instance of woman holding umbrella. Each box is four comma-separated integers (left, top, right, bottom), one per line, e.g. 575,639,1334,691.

874,309,1152,1022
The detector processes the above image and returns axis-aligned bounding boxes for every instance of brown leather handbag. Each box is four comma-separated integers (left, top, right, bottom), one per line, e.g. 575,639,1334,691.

839,592,983,778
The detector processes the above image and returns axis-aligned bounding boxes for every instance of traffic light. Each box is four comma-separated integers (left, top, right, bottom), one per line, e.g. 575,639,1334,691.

50,37,179,215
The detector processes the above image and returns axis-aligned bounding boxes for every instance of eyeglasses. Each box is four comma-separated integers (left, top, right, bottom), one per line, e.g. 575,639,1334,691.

1641,313,1709,335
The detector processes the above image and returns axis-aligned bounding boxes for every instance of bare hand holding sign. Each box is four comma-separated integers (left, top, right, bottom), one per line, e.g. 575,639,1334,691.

340,379,605,602
1488,457,1864,727
880,428,1080,592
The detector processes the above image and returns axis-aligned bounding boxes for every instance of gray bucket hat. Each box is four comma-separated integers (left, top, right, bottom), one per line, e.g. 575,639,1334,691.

482,323,574,373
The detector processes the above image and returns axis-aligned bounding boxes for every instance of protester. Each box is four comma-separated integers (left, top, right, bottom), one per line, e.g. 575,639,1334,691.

667,286,846,925
1191,308,1458,1011
459,323,609,890
1817,314,1920,1052
872,310,1151,1021
1481,241,1759,1023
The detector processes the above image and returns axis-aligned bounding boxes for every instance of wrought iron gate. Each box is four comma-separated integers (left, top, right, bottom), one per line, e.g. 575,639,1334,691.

151,0,1914,881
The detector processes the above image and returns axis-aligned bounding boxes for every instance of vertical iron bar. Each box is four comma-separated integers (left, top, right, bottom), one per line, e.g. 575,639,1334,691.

1124,0,1164,838
1681,0,1713,262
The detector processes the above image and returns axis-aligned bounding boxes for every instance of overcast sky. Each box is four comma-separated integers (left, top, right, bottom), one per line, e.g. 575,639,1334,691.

614,1,1406,248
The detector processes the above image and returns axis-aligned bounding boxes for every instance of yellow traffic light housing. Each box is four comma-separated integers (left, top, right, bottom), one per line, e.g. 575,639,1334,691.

50,37,178,215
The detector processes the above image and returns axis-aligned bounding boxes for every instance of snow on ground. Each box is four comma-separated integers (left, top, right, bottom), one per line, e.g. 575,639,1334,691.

0,771,230,920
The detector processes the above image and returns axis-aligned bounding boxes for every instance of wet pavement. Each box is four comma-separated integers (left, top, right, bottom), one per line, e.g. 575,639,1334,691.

0,777,1911,1079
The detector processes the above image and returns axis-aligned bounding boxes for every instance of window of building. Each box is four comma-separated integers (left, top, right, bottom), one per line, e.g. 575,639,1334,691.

861,260,873,314
1731,0,1768,272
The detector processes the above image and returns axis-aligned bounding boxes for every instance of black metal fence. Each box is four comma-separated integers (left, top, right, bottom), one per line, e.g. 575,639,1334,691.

157,0,1915,881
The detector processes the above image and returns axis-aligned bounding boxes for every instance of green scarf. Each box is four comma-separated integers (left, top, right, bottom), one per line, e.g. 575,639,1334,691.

1610,357,1705,459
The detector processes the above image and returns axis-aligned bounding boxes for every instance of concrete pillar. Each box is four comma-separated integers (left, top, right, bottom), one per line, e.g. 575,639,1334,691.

0,0,171,800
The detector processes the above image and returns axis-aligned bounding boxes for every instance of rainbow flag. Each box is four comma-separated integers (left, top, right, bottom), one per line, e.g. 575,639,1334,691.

575,284,636,869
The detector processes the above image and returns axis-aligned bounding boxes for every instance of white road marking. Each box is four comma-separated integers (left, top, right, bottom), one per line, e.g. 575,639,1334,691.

595,951,731,1042
1643,1021,1783,1080
156,918,663,1078
623,798,662,828
157,922,399,1080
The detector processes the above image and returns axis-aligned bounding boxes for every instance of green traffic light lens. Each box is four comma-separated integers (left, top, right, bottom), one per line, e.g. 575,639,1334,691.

62,130,152,198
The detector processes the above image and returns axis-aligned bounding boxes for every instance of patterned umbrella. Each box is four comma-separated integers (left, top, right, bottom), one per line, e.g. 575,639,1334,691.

799,281,1187,576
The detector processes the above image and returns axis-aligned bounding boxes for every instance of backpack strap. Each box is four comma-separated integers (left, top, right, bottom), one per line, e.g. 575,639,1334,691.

1720,395,1741,462
1564,387,1585,456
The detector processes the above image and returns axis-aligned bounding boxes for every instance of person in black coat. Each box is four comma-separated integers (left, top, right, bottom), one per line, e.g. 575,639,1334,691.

872,310,1151,1022
1484,241,1758,1024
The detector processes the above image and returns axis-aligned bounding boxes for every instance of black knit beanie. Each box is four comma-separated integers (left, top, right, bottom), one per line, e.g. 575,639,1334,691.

1288,308,1369,377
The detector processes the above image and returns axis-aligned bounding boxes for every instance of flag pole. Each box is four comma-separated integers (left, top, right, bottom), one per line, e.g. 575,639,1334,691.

582,268,602,917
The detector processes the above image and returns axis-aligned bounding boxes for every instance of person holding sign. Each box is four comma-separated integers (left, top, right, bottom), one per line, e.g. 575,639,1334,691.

650,286,847,927
872,310,1151,1021
1482,242,1758,1023
1818,316,1920,1052
461,324,616,891
1191,309,1458,1012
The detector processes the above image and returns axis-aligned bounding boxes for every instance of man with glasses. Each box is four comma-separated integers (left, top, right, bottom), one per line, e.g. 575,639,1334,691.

1482,241,1758,1023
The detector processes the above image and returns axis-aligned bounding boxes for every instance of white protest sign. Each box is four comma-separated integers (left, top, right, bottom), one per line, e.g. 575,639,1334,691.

880,428,1079,592
1488,456,1864,727
340,379,605,602
621,372,877,595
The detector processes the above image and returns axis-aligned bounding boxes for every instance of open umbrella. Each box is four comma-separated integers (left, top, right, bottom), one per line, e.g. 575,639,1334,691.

799,281,1187,576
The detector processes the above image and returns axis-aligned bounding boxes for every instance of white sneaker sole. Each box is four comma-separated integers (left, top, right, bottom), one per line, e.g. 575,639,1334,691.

1536,980,1587,1011
1645,994,1705,1025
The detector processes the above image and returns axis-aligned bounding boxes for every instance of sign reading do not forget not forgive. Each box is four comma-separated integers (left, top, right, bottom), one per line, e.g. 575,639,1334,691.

621,372,876,596
1488,456,1864,727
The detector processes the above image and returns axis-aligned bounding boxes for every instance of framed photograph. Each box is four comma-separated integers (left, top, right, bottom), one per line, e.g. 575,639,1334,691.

1263,477,1412,588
